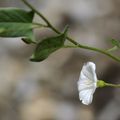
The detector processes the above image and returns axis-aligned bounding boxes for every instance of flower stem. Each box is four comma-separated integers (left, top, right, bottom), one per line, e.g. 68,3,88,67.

21,0,120,63
105,83,120,88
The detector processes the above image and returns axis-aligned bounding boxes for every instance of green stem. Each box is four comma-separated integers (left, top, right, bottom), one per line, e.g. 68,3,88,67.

21,0,120,63
64,45,120,62
106,46,118,52
97,80,120,88
21,0,51,27
105,83,120,88
21,0,79,43
80,45,120,62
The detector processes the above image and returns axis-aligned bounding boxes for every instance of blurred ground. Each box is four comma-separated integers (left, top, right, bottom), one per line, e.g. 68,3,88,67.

0,0,120,120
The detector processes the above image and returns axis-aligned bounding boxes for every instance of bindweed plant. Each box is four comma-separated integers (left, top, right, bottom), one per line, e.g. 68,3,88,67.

0,0,120,105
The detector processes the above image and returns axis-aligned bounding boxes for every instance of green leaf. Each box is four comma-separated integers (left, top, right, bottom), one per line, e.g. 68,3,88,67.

0,8,38,43
30,30,67,62
111,39,120,48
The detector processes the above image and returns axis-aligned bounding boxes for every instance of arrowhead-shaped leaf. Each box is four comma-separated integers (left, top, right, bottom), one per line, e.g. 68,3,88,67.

0,8,39,43
30,30,67,62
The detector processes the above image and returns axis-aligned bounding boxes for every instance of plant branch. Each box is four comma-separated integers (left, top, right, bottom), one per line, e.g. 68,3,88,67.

21,0,52,27
21,0,120,63
64,45,120,62
21,0,77,43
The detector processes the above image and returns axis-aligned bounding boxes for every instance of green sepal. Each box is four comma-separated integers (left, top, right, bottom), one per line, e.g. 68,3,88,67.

97,80,106,88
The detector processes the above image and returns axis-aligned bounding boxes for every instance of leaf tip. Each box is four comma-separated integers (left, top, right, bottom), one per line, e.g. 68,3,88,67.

30,54,45,62
22,38,37,44
29,54,36,62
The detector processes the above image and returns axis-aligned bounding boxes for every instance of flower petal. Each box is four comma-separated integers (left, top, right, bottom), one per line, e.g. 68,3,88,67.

78,82,95,91
79,88,95,105
78,62,97,84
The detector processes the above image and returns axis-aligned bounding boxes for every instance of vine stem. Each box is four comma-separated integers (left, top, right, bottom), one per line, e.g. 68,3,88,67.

21,0,120,63
64,45,120,62
21,0,51,27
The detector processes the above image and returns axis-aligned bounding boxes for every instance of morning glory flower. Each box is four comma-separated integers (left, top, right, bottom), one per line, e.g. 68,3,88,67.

77,62,120,105
77,62,98,105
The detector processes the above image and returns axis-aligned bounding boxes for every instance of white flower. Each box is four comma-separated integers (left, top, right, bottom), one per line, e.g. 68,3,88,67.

77,62,97,105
